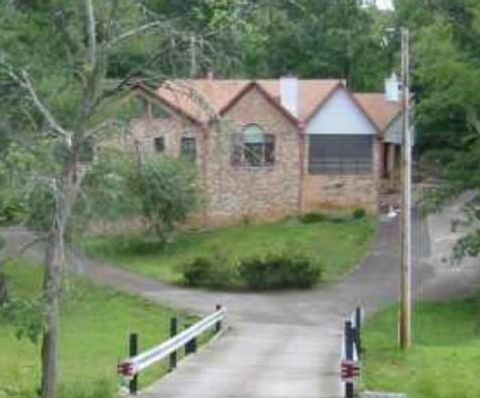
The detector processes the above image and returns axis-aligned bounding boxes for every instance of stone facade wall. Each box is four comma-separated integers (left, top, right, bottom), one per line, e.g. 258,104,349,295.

125,88,381,229
202,88,300,226
129,113,200,159
301,137,381,214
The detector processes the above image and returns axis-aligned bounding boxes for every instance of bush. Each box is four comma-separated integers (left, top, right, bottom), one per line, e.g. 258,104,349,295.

130,157,198,243
183,257,213,287
299,211,350,224
299,212,327,224
352,208,366,219
182,256,238,289
182,252,321,291
238,253,321,290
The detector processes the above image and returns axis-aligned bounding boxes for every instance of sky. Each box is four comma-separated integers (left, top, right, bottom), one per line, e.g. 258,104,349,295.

376,0,394,10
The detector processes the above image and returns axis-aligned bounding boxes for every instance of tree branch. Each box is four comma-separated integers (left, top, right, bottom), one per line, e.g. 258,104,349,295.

104,0,120,42
1,61,72,144
107,21,165,48
19,71,72,145
84,0,97,69
81,118,124,143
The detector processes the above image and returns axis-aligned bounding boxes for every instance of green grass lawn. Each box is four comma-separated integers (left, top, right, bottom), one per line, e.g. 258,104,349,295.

78,217,376,287
0,261,207,398
363,297,480,398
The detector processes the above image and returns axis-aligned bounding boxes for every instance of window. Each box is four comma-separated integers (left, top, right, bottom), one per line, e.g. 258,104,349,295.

232,124,275,167
154,136,165,153
308,135,373,175
181,137,196,161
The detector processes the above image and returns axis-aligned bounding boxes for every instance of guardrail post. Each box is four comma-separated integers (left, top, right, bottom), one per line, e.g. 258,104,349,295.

355,307,362,356
344,321,354,398
169,317,178,371
184,321,197,356
129,333,139,395
185,337,197,355
215,304,222,333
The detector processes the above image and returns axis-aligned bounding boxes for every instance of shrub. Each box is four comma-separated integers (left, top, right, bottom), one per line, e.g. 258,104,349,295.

183,257,213,287
182,256,238,289
300,211,353,224
238,253,321,290
299,212,327,224
130,157,198,243
182,253,321,291
352,208,366,219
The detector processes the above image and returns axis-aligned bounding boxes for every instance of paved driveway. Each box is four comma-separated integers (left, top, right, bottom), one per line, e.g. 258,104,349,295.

2,217,406,398
4,205,477,398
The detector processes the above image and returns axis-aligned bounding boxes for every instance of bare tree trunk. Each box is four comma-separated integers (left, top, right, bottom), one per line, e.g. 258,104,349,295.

40,167,75,398
40,229,63,398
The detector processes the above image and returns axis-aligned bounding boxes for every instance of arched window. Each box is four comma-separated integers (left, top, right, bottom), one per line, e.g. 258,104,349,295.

232,124,275,167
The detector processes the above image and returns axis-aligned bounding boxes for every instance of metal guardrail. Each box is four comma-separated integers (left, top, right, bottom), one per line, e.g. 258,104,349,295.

118,305,226,395
341,306,363,398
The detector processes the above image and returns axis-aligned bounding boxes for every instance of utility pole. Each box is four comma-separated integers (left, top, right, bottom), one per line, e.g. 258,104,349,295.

399,27,412,350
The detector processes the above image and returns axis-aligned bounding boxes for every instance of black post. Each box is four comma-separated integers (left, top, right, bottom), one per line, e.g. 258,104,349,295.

184,321,197,355
169,317,178,371
215,304,222,333
185,335,197,355
344,321,354,398
129,333,138,395
355,307,362,356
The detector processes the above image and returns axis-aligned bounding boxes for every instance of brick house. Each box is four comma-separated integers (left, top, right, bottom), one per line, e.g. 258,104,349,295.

126,75,404,227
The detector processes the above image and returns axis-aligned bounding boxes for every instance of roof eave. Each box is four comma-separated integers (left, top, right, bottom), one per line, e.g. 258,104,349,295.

132,83,203,126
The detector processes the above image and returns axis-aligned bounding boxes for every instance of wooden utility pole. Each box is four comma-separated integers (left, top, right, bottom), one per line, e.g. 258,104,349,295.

399,27,412,350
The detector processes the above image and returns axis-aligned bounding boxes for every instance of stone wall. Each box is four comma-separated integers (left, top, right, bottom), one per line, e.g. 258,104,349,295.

201,87,300,226
129,113,200,159
126,88,381,229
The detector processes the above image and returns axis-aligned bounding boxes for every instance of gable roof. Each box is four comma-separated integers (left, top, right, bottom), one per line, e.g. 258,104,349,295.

354,93,402,132
219,81,298,126
256,79,341,122
143,79,402,132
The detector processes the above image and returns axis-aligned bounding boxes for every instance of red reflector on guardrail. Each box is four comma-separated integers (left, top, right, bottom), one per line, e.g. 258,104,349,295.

341,360,361,381
117,361,135,377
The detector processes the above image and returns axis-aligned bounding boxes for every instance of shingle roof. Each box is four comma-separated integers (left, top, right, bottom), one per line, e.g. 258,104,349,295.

150,79,402,132
354,93,402,131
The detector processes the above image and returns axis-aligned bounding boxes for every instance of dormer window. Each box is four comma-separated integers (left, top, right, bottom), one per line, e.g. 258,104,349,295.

232,124,275,167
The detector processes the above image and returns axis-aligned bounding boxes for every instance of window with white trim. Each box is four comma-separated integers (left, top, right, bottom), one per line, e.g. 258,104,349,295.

232,124,275,167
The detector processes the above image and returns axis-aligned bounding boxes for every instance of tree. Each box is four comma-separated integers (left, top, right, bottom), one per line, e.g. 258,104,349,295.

131,156,198,243
237,0,393,90
77,149,198,243
0,1,244,396
397,0,480,264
